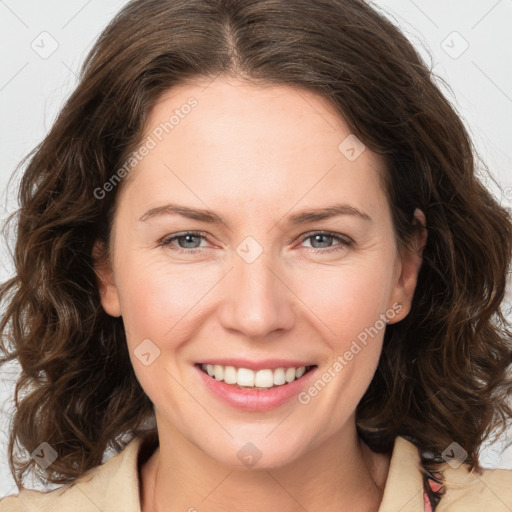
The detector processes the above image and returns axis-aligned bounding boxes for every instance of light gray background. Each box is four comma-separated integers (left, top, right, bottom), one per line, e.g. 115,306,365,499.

1,0,511,497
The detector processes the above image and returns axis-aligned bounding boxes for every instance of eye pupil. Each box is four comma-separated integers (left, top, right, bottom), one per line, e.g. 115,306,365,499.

311,234,332,248
179,234,201,248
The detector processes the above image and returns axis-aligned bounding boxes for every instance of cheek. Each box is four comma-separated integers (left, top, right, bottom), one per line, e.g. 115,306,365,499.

291,258,394,345
289,263,394,429
115,255,220,348
115,259,219,404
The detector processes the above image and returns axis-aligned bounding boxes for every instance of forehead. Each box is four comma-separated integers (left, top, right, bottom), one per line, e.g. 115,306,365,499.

116,77,388,220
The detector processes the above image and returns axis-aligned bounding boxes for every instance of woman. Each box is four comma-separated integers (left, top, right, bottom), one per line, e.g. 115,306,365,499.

1,0,511,510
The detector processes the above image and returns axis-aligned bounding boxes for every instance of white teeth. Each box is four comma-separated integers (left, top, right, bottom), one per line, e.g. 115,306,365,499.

254,369,274,388
295,366,306,378
273,368,286,385
200,364,312,389
237,367,254,386
285,367,296,382
213,365,224,381
223,366,237,384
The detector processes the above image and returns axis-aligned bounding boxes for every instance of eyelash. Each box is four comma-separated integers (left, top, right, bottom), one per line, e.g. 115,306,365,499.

159,230,352,255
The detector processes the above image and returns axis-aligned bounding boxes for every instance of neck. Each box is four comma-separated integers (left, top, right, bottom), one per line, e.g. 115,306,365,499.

140,419,391,512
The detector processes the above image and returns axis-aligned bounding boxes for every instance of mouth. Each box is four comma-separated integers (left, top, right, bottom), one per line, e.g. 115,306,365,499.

195,363,318,390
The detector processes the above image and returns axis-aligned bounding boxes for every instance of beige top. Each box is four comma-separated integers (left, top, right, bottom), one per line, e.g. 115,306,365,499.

1,435,511,511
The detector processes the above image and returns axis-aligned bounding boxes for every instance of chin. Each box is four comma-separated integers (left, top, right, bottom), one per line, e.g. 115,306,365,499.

199,434,308,471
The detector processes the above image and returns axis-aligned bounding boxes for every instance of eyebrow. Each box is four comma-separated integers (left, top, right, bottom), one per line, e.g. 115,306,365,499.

138,202,372,224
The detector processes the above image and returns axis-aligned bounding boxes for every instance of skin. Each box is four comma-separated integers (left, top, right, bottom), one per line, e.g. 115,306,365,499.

94,75,426,512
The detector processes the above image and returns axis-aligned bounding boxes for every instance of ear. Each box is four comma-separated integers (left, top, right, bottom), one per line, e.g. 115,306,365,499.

92,240,122,317
387,209,427,324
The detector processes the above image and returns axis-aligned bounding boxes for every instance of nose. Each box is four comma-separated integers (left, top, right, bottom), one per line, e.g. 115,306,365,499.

217,248,296,339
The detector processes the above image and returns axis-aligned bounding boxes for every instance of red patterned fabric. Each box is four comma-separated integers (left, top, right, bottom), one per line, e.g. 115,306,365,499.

423,477,444,511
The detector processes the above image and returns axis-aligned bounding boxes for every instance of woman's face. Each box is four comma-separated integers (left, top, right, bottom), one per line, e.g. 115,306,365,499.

95,76,423,468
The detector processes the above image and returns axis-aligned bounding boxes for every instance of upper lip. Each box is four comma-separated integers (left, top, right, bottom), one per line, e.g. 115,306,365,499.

196,358,317,371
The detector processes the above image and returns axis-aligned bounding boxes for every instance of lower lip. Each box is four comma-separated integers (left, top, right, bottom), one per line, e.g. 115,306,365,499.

194,364,318,412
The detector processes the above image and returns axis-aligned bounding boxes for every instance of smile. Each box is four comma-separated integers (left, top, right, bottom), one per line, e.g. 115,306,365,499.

198,363,316,389
194,363,319,411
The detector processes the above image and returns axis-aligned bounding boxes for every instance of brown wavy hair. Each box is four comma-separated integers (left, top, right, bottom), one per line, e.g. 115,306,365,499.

1,0,512,507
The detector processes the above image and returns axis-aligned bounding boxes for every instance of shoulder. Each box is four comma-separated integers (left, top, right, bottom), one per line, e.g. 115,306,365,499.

0,436,146,512
379,436,512,512
436,460,512,511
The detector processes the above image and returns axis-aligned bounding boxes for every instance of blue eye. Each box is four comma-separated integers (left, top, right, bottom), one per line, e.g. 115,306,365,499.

159,230,352,255
299,231,352,253
160,231,208,253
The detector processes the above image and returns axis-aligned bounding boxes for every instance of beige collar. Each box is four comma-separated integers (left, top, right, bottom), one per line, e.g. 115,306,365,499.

95,434,426,512
10,434,512,511
377,436,425,511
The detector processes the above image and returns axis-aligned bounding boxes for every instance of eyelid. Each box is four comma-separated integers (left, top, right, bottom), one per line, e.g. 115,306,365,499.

297,230,353,245
295,230,353,254
159,230,210,249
